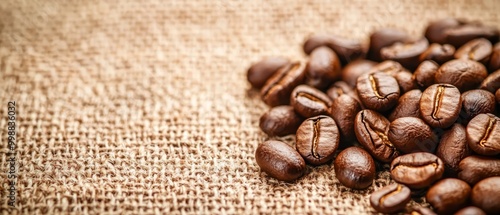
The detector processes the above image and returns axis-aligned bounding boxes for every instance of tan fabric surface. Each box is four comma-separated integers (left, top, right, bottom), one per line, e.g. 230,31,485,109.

0,0,499,214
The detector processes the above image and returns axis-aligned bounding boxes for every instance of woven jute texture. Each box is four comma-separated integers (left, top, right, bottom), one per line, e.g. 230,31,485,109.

1,0,499,214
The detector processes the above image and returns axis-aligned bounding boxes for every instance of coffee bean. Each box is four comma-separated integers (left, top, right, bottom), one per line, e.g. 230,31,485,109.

341,59,377,87
435,59,488,92
259,106,304,137
354,110,399,163
255,140,306,182
388,117,438,154
395,70,417,94
454,206,486,215
425,18,463,44
436,124,471,177
306,47,342,89
296,115,339,165
334,146,375,189
331,95,361,144
381,38,429,70
454,38,493,64
356,72,400,112
419,43,455,65
445,24,499,48
480,69,500,93
413,60,439,89
426,178,471,214
388,89,422,121
326,81,354,101
290,85,332,118
458,155,500,185
471,176,500,214
369,183,411,214
368,28,410,61
303,34,365,64
460,89,496,122
390,152,444,189
247,57,290,88
369,60,407,77
261,62,306,107
466,113,500,156
409,206,437,215
489,42,500,72
420,84,462,128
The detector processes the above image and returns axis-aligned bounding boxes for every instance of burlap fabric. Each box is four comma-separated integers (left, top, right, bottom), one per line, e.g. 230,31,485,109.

0,0,499,214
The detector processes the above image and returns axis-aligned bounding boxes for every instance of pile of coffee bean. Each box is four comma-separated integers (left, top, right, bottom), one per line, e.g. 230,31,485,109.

248,18,500,214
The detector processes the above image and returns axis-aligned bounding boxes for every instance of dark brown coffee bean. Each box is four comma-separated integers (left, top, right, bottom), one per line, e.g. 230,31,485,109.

369,60,407,77
458,155,500,185
454,206,486,215
390,152,444,189
368,28,410,61
326,81,354,101
247,57,290,88
425,18,463,44
388,89,422,121
435,59,488,92
454,38,493,64
370,183,411,214
290,85,332,118
334,146,375,189
356,72,400,112
255,140,306,182
331,95,361,144
445,24,499,48
460,89,496,122
306,47,341,89
303,34,365,64
436,124,471,177
413,60,439,89
259,106,304,137
381,38,429,70
471,177,500,214
480,69,500,93
409,207,437,215
420,84,462,128
354,110,399,163
426,178,471,214
489,42,500,72
296,115,339,165
388,117,438,154
261,62,306,107
341,59,377,87
467,113,500,156
395,70,417,93
419,43,455,65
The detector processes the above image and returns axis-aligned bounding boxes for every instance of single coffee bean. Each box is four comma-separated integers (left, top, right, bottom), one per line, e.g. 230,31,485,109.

388,89,422,121
466,113,500,156
425,18,463,44
436,124,471,177
290,85,332,118
390,152,444,189
388,117,438,154
259,106,304,137
471,177,500,214
454,206,486,215
454,38,493,64
458,155,500,185
489,42,500,72
426,178,471,214
331,95,361,144
247,57,290,88
326,81,354,101
306,47,341,89
435,59,488,92
368,60,407,77
261,62,306,107
368,28,410,61
354,110,399,163
480,69,500,93
445,24,499,48
413,60,439,89
303,34,365,64
341,59,377,87
356,72,400,112
420,84,462,128
255,140,306,182
381,38,429,70
395,70,417,93
296,115,339,165
419,43,455,65
460,89,496,122
369,183,411,214
409,207,437,215
334,146,375,189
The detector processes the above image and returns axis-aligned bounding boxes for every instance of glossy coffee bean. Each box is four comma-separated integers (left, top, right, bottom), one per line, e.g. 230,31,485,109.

368,28,410,61
445,24,499,48
381,38,429,70
413,60,439,89
436,124,471,177
247,57,290,88
255,140,306,182
368,60,407,77
303,34,365,64
460,89,496,122
390,152,444,189
261,62,306,107
341,59,377,87
466,113,500,156
306,47,341,89
334,146,375,189
296,115,339,165
426,178,471,214
326,81,354,101
395,70,417,93
435,59,488,92
454,206,486,215
356,72,400,112
489,42,500,72
388,89,422,121
354,110,399,163
458,155,500,185
410,207,437,215
290,85,332,118
454,38,493,64
331,94,361,144
425,18,463,44
370,184,411,214
419,43,455,65
388,117,438,154
480,69,500,93
420,84,462,128
259,106,304,137
471,177,500,214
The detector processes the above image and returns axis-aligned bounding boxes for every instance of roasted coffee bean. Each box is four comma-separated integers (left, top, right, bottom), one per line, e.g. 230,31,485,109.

445,24,499,48
356,72,400,112
326,81,354,101
388,117,438,154
454,206,486,215
413,60,439,89
395,70,417,93
255,140,306,182
480,69,500,93
381,38,429,70
460,89,496,122
466,113,500,156
436,124,471,177
296,115,339,165
334,146,375,189
458,155,500,185
420,84,462,128
341,59,377,87
390,152,444,189
489,42,500,72
388,89,422,121
368,28,410,61
259,105,304,137
425,18,463,44
290,85,332,118
426,178,471,214
471,177,500,214
247,57,290,89
331,95,361,144
419,43,455,65
454,38,493,64
261,62,306,107
409,206,437,215
303,34,365,64
370,184,411,214
369,60,407,77
306,47,341,89
435,59,488,92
